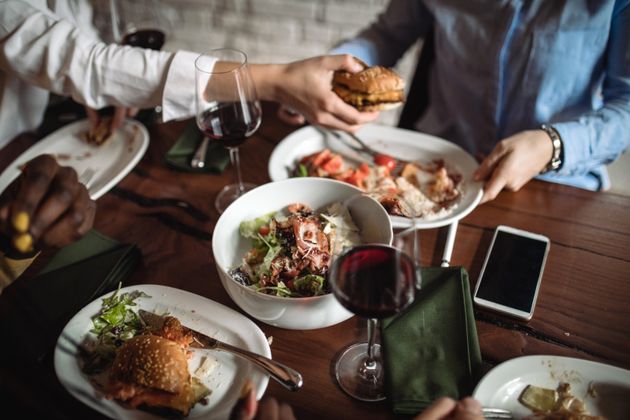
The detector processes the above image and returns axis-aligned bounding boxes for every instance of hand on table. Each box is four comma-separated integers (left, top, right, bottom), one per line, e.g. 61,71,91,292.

474,129,553,203
253,54,379,132
414,397,483,420
0,155,96,253
230,383,296,420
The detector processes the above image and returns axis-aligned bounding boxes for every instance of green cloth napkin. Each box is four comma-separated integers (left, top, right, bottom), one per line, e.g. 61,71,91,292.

165,121,230,173
381,266,482,415
2,230,141,362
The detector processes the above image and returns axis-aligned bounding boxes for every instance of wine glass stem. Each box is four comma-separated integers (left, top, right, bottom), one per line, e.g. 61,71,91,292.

365,318,378,368
228,146,245,195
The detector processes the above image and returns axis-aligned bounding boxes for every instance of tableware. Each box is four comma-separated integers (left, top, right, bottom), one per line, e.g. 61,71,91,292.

473,355,630,420
268,124,483,229
191,136,210,168
329,243,418,401
0,119,149,200
212,177,393,330
195,49,262,213
138,310,303,391
482,408,513,419
54,284,270,420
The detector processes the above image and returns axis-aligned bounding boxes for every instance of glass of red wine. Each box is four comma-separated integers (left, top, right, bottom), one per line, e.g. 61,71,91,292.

328,243,419,401
109,0,166,50
194,49,262,213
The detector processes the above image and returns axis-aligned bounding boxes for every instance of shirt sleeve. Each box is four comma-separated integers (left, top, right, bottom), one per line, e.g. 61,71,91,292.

330,0,432,67
552,3,630,178
0,0,202,121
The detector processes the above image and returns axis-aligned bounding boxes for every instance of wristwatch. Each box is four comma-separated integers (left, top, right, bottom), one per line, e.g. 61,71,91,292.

540,124,563,173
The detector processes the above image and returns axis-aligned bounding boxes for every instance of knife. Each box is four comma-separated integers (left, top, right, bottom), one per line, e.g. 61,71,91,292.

138,310,303,391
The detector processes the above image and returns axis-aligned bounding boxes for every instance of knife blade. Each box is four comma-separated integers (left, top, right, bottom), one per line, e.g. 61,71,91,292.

138,310,303,391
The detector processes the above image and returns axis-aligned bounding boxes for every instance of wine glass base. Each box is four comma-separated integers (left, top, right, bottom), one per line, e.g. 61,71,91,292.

215,183,257,213
334,343,386,402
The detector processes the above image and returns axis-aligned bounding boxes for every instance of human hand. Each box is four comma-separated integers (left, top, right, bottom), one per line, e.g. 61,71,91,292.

85,106,139,133
230,382,296,420
473,130,553,203
0,155,96,253
414,397,483,420
254,54,379,132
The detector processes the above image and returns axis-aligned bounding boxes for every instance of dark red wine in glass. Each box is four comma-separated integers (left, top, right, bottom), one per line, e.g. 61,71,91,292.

198,102,262,148
329,244,418,402
121,29,165,50
332,245,416,318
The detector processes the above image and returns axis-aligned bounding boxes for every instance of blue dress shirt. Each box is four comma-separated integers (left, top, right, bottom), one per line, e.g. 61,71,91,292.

333,0,630,190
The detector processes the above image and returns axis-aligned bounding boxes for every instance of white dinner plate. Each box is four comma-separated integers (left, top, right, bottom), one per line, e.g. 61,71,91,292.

0,119,149,200
473,355,630,420
268,124,483,229
54,284,271,420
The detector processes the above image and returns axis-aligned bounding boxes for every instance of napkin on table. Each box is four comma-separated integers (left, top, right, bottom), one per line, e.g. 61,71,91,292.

381,266,482,415
0,229,141,362
165,121,230,173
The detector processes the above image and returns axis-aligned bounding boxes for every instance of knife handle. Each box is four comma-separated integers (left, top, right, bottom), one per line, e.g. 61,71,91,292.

216,341,303,391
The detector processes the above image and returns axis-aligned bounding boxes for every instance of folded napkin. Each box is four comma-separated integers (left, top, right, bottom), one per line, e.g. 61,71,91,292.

0,230,141,362
381,266,482,415
165,121,230,173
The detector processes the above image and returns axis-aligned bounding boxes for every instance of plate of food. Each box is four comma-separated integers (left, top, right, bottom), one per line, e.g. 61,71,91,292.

54,284,271,419
267,124,483,229
0,118,149,200
473,355,630,420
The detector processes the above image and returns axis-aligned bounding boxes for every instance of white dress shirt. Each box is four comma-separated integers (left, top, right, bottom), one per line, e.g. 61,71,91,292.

0,0,205,149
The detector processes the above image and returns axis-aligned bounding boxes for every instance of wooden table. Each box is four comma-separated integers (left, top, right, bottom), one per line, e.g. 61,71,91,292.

1,103,629,419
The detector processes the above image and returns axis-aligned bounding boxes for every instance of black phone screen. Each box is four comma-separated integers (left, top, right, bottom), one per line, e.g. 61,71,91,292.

476,230,548,312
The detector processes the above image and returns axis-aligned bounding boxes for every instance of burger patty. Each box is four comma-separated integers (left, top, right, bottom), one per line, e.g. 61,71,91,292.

332,84,404,107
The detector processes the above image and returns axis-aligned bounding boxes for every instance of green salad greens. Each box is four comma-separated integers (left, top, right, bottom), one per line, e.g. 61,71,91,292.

80,284,150,373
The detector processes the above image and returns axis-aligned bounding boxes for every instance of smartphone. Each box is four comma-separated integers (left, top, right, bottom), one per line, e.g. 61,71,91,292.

473,225,550,321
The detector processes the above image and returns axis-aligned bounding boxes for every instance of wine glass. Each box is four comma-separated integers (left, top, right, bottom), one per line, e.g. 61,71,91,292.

328,242,419,401
109,0,167,49
194,49,262,213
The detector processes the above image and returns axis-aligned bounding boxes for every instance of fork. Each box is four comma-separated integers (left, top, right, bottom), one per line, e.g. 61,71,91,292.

482,407,513,419
78,167,96,187
329,129,412,174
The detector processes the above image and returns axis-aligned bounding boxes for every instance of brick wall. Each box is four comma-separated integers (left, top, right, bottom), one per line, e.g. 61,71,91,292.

96,0,421,126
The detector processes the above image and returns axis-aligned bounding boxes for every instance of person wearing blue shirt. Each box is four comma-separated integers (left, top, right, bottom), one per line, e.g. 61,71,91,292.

311,0,629,202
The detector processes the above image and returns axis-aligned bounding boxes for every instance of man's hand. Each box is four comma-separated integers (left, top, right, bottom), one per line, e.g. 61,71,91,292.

474,130,553,203
251,54,379,132
0,155,96,253
414,397,483,420
85,106,139,133
230,382,296,420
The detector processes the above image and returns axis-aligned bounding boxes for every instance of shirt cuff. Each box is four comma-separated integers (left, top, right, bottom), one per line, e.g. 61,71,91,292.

161,50,209,122
329,39,380,67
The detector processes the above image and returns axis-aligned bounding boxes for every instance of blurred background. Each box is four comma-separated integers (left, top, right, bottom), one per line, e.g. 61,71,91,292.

88,0,628,194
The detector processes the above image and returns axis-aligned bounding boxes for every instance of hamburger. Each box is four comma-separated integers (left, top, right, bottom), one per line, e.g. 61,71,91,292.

106,334,208,417
333,61,405,111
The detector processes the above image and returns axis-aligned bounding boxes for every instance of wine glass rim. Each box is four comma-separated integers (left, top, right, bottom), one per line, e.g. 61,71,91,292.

195,48,248,74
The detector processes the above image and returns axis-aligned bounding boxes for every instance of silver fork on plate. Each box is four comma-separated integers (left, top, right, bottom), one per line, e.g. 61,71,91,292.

78,167,96,188
327,129,411,174
482,407,513,419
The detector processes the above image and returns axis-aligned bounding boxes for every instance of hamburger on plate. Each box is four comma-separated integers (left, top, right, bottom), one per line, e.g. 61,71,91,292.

332,59,405,111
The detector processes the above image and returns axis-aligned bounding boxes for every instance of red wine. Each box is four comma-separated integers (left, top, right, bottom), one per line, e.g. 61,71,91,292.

122,29,165,50
331,245,416,319
198,102,262,147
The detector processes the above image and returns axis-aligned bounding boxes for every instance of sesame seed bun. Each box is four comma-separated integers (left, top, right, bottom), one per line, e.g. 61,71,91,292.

332,61,405,111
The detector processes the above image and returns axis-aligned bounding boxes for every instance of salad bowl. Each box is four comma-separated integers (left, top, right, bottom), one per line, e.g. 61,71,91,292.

212,178,393,330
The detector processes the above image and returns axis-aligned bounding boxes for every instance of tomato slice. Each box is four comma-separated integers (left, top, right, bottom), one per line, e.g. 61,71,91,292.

258,226,270,236
321,154,343,173
374,154,397,171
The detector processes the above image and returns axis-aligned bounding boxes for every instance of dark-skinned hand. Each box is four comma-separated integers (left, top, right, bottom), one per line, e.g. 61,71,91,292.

0,154,96,254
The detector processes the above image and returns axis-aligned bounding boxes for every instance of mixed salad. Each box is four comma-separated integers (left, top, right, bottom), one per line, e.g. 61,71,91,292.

230,202,361,298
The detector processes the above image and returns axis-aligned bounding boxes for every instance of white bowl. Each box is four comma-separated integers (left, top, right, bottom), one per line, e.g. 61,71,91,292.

212,178,393,330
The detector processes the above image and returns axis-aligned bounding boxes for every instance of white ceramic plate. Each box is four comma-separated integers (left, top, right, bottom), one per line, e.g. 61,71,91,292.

54,284,271,420
0,119,149,200
268,124,483,229
473,355,630,420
